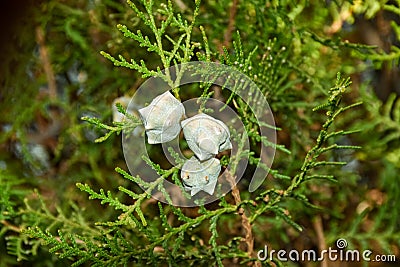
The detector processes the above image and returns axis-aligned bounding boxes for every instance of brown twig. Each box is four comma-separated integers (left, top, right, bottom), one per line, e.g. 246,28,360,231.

219,0,239,52
312,215,328,267
227,173,261,267
35,26,57,100
1,220,22,233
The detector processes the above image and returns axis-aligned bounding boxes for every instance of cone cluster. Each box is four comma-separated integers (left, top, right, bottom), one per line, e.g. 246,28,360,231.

138,91,232,196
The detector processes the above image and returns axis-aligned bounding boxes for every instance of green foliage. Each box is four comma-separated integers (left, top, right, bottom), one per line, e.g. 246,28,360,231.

1,0,399,266
81,103,142,143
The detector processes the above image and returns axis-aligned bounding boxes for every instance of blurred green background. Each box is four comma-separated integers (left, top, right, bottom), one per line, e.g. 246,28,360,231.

0,0,399,266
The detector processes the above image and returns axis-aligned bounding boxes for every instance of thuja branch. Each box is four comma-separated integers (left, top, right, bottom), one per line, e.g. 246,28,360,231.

97,205,238,264
104,0,202,99
250,74,360,223
81,103,142,143
21,190,101,237
77,165,179,228
147,205,236,250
